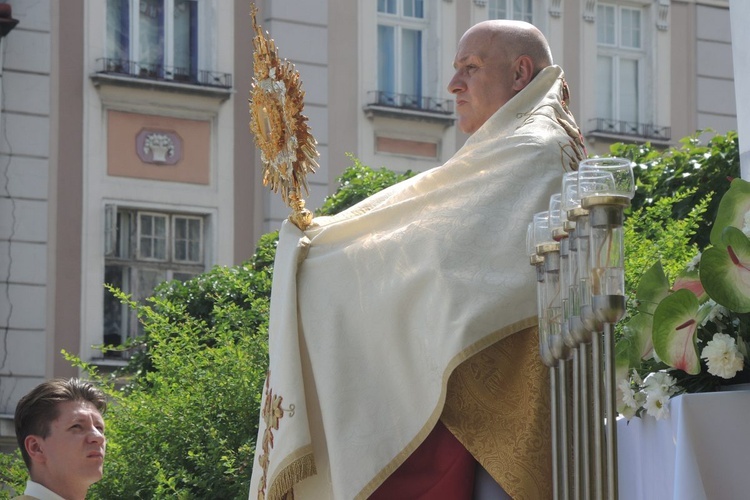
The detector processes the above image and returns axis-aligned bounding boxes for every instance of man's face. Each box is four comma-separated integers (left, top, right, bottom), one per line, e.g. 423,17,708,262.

448,29,517,134
34,400,106,489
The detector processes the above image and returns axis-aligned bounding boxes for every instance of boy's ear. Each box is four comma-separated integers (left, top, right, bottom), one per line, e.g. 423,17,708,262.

25,435,46,464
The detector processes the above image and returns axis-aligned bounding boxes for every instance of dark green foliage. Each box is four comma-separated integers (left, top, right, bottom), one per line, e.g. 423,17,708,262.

0,449,27,498
112,232,278,378
84,293,266,499
317,153,416,216
623,190,708,319
615,130,739,315
612,130,740,248
91,233,279,498
68,233,277,499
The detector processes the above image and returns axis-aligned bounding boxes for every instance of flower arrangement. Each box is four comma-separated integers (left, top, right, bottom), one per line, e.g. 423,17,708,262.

617,177,750,420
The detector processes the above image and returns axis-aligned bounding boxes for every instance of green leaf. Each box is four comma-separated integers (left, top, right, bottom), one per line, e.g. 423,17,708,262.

709,178,750,247
700,226,750,312
634,261,670,314
621,313,655,361
652,289,701,375
615,337,635,380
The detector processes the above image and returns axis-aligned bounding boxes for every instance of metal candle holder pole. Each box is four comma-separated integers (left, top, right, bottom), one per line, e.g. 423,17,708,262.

551,194,579,500
532,210,575,500
578,208,608,499
563,170,597,500
577,156,634,500
529,215,563,500
564,204,595,500
582,195,630,500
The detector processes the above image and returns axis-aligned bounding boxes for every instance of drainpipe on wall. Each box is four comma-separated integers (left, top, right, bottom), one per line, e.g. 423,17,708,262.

0,2,19,444
730,0,750,180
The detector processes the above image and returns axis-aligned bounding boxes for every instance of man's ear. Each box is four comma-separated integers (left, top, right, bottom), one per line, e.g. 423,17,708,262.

511,55,535,91
25,435,46,464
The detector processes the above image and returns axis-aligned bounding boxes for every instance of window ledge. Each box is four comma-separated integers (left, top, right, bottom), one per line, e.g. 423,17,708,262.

91,73,233,103
587,118,672,145
364,104,455,127
586,130,672,146
89,357,129,368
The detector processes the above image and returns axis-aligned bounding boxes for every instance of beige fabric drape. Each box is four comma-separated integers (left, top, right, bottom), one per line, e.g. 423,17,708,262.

249,65,584,500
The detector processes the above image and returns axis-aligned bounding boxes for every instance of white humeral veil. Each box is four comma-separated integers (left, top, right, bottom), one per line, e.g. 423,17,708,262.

249,65,581,500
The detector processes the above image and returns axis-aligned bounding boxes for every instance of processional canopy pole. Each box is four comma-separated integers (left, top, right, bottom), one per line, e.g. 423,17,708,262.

248,5,319,230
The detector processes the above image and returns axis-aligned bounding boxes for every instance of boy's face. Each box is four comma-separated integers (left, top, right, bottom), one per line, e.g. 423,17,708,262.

30,400,106,491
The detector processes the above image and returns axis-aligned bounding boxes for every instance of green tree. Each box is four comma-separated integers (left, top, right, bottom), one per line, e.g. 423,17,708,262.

89,233,276,499
613,129,740,248
317,153,415,216
0,449,27,498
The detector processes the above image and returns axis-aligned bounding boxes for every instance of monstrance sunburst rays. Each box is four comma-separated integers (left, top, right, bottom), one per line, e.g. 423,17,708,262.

248,5,319,230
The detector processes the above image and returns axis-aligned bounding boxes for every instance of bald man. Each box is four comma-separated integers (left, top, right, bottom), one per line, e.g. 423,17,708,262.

248,18,584,500
370,20,569,500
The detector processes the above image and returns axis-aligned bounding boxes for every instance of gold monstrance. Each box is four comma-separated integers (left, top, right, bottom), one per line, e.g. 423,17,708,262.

249,6,319,230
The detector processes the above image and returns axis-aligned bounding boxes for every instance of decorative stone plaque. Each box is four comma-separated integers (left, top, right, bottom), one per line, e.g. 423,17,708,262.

136,129,183,165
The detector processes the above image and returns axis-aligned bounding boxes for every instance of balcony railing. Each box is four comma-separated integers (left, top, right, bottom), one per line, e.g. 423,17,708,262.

589,118,671,141
367,90,454,115
95,58,233,89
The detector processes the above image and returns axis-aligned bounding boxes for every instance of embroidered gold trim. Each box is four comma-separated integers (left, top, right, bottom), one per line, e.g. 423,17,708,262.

267,449,317,500
257,372,298,500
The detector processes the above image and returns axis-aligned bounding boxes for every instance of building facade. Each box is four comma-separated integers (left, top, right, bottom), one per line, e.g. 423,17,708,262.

0,0,737,449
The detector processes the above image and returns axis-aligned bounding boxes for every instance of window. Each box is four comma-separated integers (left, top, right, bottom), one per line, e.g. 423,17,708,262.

596,4,644,133
106,0,200,81
103,207,206,352
377,0,427,106
488,0,533,23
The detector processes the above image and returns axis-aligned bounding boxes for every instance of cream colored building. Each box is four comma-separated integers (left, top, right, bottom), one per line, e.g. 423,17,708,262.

0,0,737,449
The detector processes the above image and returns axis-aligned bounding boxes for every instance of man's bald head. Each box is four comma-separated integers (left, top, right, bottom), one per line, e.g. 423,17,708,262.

463,20,553,77
448,20,553,133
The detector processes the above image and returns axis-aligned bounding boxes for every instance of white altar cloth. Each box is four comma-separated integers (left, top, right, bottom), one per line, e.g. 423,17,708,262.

617,389,750,500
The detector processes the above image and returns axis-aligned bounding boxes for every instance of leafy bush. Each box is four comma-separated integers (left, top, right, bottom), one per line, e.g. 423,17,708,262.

624,189,709,302
0,449,27,498
86,232,277,499
613,130,740,248
118,232,278,378
317,153,415,216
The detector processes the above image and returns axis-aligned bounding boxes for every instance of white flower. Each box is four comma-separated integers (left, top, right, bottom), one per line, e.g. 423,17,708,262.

685,253,702,271
742,210,750,237
619,403,637,420
700,300,730,328
644,390,671,420
701,333,744,379
643,371,677,394
634,390,646,408
618,376,648,420
641,371,677,420
618,378,638,409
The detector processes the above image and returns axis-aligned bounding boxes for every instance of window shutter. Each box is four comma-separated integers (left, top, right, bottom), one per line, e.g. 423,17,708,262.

104,204,118,257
